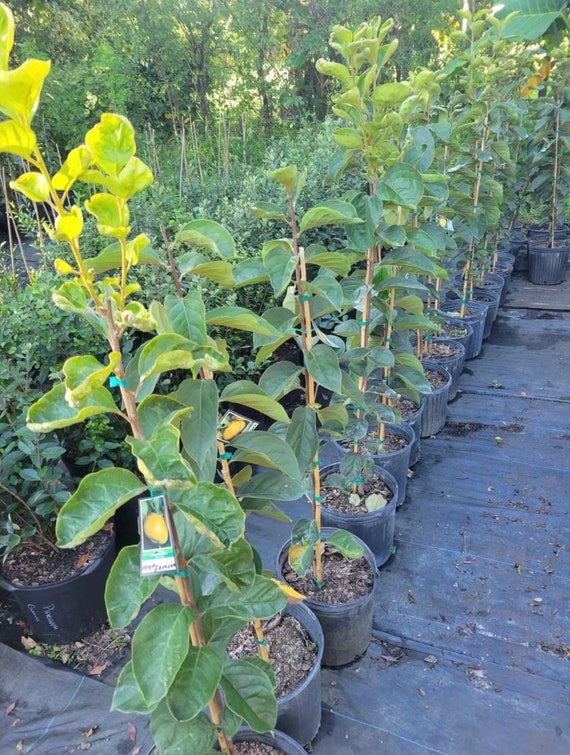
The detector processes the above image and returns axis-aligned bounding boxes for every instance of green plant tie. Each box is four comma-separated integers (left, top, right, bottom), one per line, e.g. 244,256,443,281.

354,477,364,484
216,725,224,732
298,293,312,301
148,486,164,497
312,459,322,468
109,376,128,388
289,327,312,335
256,638,268,646
172,569,188,578
314,494,322,502
358,320,370,327
219,451,233,460
461,298,469,304
312,578,324,590
385,337,392,344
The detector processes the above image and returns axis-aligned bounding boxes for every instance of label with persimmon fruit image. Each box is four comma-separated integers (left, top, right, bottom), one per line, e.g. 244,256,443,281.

139,494,177,576
217,410,258,444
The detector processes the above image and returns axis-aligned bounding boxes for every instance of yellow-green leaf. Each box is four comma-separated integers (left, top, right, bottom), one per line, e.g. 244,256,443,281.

54,206,84,242
0,4,14,71
85,113,136,176
52,146,92,192
0,119,36,157
0,58,51,123
10,171,50,202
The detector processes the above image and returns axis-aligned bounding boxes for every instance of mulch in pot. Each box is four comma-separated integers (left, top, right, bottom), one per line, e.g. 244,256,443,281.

228,611,318,698
321,473,393,514
424,368,448,391
423,341,460,359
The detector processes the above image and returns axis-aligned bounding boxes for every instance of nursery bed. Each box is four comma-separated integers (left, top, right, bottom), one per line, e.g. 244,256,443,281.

1,271,569,755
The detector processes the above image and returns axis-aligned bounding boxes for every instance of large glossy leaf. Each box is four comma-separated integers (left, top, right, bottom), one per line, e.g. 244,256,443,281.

150,702,216,755
174,219,235,259
56,468,147,548
63,353,121,405
27,381,121,433
233,257,269,287
80,239,163,274
496,0,568,39
325,528,365,560
220,658,277,732
128,425,197,490
132,604,194,706
305,344,343,394
372,81,411,106
236,471,306,502
220,381,289,423
0,58,51,123
162,291,207,343
111,661,155,714
262,239,296,297
10,171,50,202
137,395,189,440
167,647,223,722
206,574,288,621
0,5,14,71
305,274,344,312
378,164,424,208
381,247,439,276
172,482,245,546
304,244,352,275
193,537,256,591
106,545,159,628
346,193,383,252
286,406,319,475
299,200,362,235
138,333,229,382
206,306,282,337
0,119,36,158
177,379,219,482
251,201,288,222
177,252,235,288
230,431,301,480
258,361,302,399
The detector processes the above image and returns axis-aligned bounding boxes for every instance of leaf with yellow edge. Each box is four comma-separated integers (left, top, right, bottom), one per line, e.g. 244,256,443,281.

0,119,36,158
103,156,153,199
0,4,15,71
54,206,83,242
10,171,50,202
267,165,297,194
0,58,51,123
85,193,128,230
27,382,121,433
271,579,305,604
63,353,122,406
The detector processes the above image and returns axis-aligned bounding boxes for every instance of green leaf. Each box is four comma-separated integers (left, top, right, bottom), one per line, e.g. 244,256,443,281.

286,406,319,476
177,379,219,482
0,58,51,123
230,431,301,481
106,546,159,628
267,165,297,194
333,127,363,149
193,538,256,591
220,659,278,731
372,81,411,106
346,193,383,252
233,258,269,287
167,647,223,722
137,395,189,440
151,702,216,755
299,200,362,235
132,604,194,706
220,381,289,423
380,247,439,276
378,164,424,208
305,344,343,394
262,239,296,297
0,4,14,71
206,306,282,337
112,661,155,714
27,382,121,433
81,239,163,274
237,471,305,502
206,574,287,621
56,468,147,548
496,0,568,39
172,482,245,546
174,220,235,259
304,244,352,276
178,253,235,288
251,201,288,222
315,58,353,85
128,425,197,491
138,334,229,382
258,361,302,399
305,274,344,312
162,291,207,343
325,529,364,560
63,353,121,405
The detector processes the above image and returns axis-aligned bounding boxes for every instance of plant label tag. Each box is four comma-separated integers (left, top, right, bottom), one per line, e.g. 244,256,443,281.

217,409,258,444
436,214,454,232
139,494,177,576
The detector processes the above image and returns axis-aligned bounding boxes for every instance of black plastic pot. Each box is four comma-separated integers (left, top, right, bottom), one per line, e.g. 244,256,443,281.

439,302,486,360
229,728,308,754
276,602,323,746
527,241,570,285
427,338,466,402
331,423,413,508
276,528,376,667
419,361,452,438
0,533,116,643
319,463,397,565
398,398,423,466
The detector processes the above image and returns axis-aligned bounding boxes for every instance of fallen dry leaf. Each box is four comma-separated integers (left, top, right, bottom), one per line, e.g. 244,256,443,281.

131,747,142,755
20,636,38,650
82,725,99,738
79,744,92,751
128,721,137,742
74,553,92,570
6,702,15,715
418,687,426,697
88,664,108,676
16,741,23,754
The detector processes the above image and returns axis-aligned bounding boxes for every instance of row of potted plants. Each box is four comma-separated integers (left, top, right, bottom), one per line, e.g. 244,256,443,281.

0,5,567,754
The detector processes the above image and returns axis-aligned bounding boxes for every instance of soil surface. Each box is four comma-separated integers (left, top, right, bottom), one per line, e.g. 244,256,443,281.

234,743,281,754
436,321,469,338
282,547,374,604
321,473,393,514
423,341,460,360
394,396,420,418
228,612,318,698
336,427,408,456
1,528,114,587
424,368,449,391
